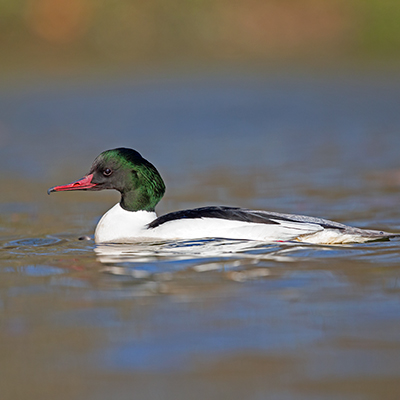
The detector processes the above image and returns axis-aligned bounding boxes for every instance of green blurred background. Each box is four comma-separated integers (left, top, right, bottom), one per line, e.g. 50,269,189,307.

1,0,400,77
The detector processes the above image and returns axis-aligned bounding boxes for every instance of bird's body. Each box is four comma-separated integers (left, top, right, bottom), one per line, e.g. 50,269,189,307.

94,203,394,244
48,148,398,245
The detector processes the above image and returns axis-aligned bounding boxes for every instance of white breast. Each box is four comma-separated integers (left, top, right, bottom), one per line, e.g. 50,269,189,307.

94,203,157,243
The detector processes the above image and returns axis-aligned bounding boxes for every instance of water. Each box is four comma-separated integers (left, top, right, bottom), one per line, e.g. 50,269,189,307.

1,71,400,400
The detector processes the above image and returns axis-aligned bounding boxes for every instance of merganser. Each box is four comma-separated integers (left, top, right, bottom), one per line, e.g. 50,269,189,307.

48,148,398,244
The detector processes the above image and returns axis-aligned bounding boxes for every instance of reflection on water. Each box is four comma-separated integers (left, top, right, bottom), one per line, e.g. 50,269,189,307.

2,233,400,400
1,73,400,399
2,232,400,400
94,239,293,263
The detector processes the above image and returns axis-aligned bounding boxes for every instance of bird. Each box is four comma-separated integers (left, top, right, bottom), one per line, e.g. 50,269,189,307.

48,147,398,244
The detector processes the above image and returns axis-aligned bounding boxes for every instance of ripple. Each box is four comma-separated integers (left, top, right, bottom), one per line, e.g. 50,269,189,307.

4,237,63,248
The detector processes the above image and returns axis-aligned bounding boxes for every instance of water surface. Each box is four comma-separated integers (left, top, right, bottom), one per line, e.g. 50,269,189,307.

1,72,400,400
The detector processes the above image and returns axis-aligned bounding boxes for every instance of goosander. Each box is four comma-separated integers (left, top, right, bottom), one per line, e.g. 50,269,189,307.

48,148,398,244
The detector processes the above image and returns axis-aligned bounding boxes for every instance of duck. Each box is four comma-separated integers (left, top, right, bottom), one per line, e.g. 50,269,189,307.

48,147,398,244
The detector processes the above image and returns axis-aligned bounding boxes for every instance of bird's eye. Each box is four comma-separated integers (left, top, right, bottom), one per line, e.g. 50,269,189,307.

103,168,112,176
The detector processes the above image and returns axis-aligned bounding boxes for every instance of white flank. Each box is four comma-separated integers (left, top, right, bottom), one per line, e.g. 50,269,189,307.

94,203,324,243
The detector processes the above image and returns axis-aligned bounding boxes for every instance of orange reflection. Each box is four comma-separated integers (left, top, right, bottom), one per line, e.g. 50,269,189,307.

25,0,92,44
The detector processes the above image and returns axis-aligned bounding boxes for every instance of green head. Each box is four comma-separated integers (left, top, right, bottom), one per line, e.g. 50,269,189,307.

48,148,166,212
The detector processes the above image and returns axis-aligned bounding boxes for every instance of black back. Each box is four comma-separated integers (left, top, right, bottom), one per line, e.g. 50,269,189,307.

147,206,346,230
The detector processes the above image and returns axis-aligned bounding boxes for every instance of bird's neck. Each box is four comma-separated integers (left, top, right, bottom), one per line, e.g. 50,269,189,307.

120,178,165,212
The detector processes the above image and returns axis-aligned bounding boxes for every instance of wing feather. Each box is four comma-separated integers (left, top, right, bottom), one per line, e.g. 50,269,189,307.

148,206,341,230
